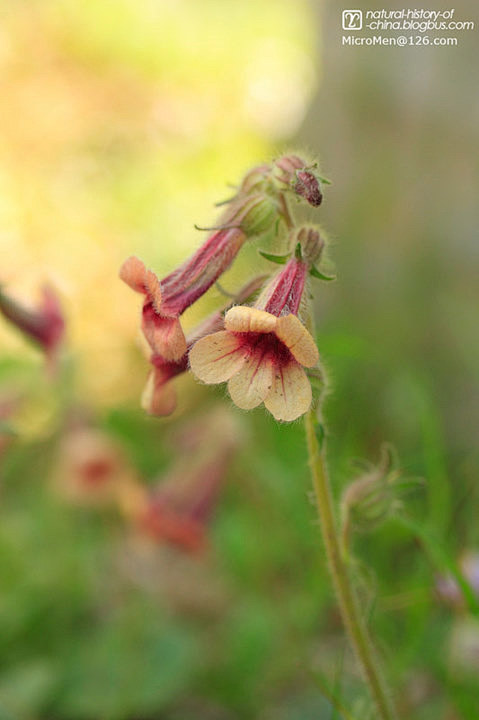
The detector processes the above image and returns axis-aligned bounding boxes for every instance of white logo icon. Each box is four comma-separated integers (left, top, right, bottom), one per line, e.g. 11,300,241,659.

342,10,363,30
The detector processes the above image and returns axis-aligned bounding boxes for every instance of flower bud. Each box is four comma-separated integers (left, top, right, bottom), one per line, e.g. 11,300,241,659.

296,226,325,265
274,154,323,207
275,154,305,177
340,444,414,537
237,163,271,195
294,169,323,207
238,193,278,237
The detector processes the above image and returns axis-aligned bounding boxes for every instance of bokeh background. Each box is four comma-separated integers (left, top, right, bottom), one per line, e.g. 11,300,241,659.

0,0,478,718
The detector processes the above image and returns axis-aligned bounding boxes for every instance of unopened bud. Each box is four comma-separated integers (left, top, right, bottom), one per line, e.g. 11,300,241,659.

340,444,416,538
238,194,278,237
274,154,323,207
296,226,324,265
238,163,272,195
294,170,323,207
275,154,305,177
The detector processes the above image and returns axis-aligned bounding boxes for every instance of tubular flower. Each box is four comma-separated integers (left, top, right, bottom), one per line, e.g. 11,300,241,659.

0,285,65,369
141,311,223,416
141,276,267,416
136,408,242,552
120,192,278,362
189,237,320,422
119,228,242,363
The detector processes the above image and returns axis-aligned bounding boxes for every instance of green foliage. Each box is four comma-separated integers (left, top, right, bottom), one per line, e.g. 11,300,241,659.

0,0,477,717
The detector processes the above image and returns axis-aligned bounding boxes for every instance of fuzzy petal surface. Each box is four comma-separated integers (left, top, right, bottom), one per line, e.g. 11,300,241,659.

227,351,274,410
120,256,162,311
143,311,187,361
264,361,312,422
275,314,319,367
189,331,247,384
225,306,277,334
141,369,177,416
119,256,146,293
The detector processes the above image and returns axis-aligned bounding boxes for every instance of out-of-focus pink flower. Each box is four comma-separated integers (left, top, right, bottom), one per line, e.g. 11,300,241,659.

136,408,243,552
53,426,136,506
139,499,207,553
190,234,321,422
0,285,64,368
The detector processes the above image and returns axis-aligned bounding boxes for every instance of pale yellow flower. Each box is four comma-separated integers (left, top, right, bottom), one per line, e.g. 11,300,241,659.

189,305,318,422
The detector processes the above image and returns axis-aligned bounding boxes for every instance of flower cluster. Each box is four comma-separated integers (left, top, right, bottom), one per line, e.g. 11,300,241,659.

121,155,332,422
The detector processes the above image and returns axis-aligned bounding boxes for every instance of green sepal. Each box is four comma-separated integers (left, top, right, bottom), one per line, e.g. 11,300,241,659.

304,163,331,185
310,265,336,281
215,195,236,207
194,222,239,232
294,242,302,260
258,250,290,264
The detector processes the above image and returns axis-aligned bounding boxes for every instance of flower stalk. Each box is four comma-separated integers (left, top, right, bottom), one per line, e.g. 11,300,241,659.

304,408,398,720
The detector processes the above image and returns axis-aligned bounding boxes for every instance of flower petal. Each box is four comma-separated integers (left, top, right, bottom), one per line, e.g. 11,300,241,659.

142,308,187,361
141,369,177,416
275,314,319,367
143,269,162,312
119,256,148,293
264,361,312,422
225,306,277,334
120,256,162,311
189,331,247,384
227,350,274,410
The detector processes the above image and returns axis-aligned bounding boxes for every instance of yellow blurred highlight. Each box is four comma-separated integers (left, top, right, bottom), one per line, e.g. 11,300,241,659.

0,0,317,410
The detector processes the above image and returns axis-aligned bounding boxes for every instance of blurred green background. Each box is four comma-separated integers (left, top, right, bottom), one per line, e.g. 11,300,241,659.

0,0,478,718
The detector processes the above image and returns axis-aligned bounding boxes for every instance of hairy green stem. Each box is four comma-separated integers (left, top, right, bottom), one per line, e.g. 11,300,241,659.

304,410,398,720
